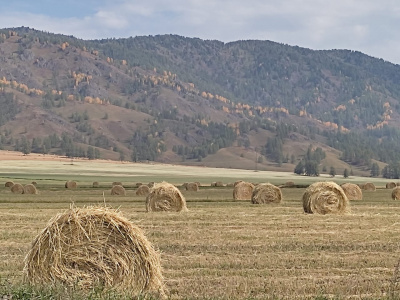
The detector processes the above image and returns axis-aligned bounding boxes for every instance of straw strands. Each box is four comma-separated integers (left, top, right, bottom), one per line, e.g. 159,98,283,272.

146,182,188,212
341,183,362,201
251,183,282,204
302,182,350,215
392,187,400,200
233,182,254,200
23,206,165,297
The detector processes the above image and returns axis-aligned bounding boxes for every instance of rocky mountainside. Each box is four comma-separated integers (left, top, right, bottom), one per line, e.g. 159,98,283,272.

1,27,400,176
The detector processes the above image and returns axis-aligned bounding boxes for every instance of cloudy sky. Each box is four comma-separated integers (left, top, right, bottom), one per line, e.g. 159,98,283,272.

1,0,400,64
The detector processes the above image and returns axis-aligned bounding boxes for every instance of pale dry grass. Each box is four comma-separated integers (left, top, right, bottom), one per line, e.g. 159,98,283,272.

1,184,400,299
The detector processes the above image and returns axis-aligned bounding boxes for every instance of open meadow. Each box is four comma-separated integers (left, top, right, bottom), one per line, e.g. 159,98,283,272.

1,157,400,299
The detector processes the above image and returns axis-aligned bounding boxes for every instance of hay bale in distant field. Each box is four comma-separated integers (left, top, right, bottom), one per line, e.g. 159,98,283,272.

182,182,189,188
211,182,217,187
112,181,122,187
363,182,376,191
11,183,24,194
386,182,397,189
111,185,126,196
136,182,143,188
226,183,234,187
392,187,400,200
65,181,77,189
195,182,201,187
185,182,199,192
31,181,37,187
23,206,165,297
233,182,254,200
341,183,362,201
285,181,295,187
5,181,14,188
24,184,38,195
136,185,150,196
148,182,155,188
215,181,224,187
251,183,282,204
302,181,349,215
146,182,187,212
234,180,244,187
92,182,99,188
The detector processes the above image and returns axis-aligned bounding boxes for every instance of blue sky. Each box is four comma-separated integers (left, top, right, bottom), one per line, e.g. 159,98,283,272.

1,0,400,64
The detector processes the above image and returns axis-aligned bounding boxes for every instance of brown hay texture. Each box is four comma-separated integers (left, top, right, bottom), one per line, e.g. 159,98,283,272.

136,185,150,196
195,182,201,187
251,183,282,204
211,182,217,187
363,182,376,191
397,182,400,187
387,182,397,189
148,182,155,188
146,182,188,212
341,183,363,201
23,184,38,195
285,181,295,187
302,181,350,215
5,181,14,188
23,206,165,297
392,187,400,200
135,182,143,188
112,181,123,187
234,180,244,187
215,181,224,187
182,182,189,188
185,182,199,192
92,181,99,188
11,183,24,194
31,181,37,186
65,181,77,189
111,185,126,196
233,182,254,200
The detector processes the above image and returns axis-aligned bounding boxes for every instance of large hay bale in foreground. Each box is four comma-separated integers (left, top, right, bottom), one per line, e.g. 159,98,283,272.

363,182,376,191
11,183,24,194
136,185,150,196
23,184,38,195
386,182,397,189
65,181,77,189
341,183,362,201
233,182,254,200
185,182,199,192
146,182,188,212
24,206,165,296
302,182,349,215
251,183,282,204
392,187,400,200
5,181,14,188
111,185,126,196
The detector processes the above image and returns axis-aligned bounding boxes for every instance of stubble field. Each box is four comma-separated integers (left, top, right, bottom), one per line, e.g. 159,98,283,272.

0,157,399,299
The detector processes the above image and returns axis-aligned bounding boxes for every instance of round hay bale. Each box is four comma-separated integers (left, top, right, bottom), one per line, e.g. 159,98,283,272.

136,185,150,196
251,183,282,204
233,182,254,200
302,181,350,215
65,181,77,189
341,183,362,201
135,182,143,188
392,187,400,200
112,181,122,187
10,183,24,194
215,181,224,187
146,182,188,212
111,185,126,196
195,182,201,187
31,181,37,187
386,182,397,189
397,182,400,187
23,184,38,195
92,181,99,188
5,181,14,188
226,183,234,187
148,182,155,188
234,180,244,187
23,206,165,296
185,182,199,192
285,181,295,187
211,182,217,187
363,182,376,191
182,182,189,188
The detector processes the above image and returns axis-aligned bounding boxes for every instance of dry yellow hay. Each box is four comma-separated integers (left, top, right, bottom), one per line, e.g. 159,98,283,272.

112,181,123,186
23,206,165,297
148,182,155,188
136,182,143,188
302,181,350,215
10,183,24,194
341,183,362,201
185,182,199,191
363,182,376,191
92,181,99,188
386,182,397,189
111,185,126,196
136,185,150,196
65,181,77,189
215,181,224,187
31,181,37,186
234,180,244,187
23,184,38,195
392,187,400,200
5,181,14,188
233,182,254,200
251,183,282,204
146,181,188,212
397,182,400,187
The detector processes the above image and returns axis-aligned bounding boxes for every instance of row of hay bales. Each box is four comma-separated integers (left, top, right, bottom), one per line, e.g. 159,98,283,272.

4,181,38,194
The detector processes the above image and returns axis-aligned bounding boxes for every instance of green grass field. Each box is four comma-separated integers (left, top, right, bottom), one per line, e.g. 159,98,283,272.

1,160,400,299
